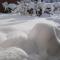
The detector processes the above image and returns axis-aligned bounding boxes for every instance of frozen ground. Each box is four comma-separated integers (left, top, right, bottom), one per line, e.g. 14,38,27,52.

0,13,60,60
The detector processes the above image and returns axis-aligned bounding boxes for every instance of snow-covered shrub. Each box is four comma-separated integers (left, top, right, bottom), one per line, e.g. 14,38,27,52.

8,3,17,10
12,1,25,14
2,2,17,13
37,2,44,11
2,1,60,15
53,2,60,10
2,2,8,10
36,7,42,16
53,2,60,14
0,47,29,60
27,8,34,16
13,1,35,16
42,3,54,14
6,1,54,16
13,1,43,16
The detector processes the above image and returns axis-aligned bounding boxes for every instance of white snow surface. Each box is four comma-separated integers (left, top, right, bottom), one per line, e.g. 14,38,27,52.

0,13,60,60
0,47,29,60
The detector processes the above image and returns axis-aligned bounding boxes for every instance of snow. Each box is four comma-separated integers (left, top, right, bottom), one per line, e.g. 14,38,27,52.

0,13,60,60
1,1,60,59
2,2,8,10
0,32,7,43
0,47,29,60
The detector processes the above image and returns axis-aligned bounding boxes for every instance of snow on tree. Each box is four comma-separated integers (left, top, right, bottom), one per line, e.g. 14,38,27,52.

41,3,54,14
2,2,8,10
53,2,60,14
2,2,17,13
12,1,35,15
0,32,7,44
2,0,60,15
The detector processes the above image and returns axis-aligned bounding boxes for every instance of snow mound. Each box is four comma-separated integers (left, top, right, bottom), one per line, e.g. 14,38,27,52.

0,47,29,60
28,23,60,56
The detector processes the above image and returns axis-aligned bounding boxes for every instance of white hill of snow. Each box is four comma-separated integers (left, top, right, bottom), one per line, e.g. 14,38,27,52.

0,47,29,60
0,13,60,60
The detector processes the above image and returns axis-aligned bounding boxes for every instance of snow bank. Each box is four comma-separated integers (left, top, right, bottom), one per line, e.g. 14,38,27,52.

28,23,60,56
0,21,60,56
0,14,60,60
0,47,29,60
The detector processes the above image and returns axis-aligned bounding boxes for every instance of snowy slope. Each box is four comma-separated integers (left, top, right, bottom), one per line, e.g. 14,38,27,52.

0,13,60,60
0,13,59,43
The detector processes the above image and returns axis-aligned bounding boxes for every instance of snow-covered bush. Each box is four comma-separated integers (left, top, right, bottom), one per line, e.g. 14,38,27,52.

42,3,54,14
2,2,17,13
1,1,60,15
13,1,42,16
53,2,60,14
13,1,35,16
0,47,29,60
12,1,26,15
2,2,8,10
2,1,57,16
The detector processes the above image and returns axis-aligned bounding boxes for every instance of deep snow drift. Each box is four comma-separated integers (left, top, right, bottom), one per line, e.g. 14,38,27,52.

0,14,60,60
0,47,29,60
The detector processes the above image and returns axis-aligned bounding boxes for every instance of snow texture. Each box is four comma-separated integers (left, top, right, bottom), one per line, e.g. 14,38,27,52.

0,47,29,60
0,16,60,60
